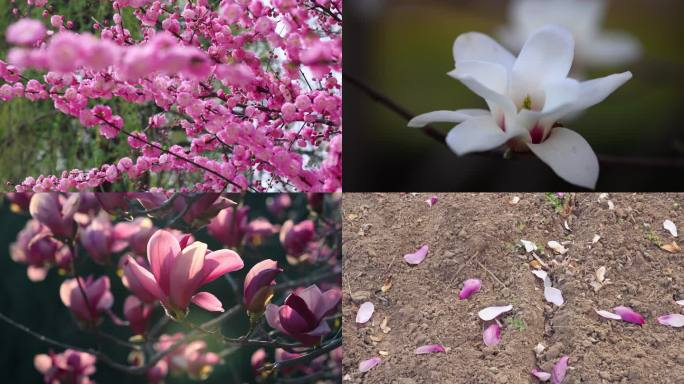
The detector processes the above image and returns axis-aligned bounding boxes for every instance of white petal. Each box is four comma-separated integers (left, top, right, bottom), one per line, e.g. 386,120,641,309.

527,127,599,190
407,109,488,128
520,239,537,253
531,269,547,282
544,286,564,306
453,32,515,70
512,25,574,90
663,220,678,237
573,72,632,112
676,300,684,306
478,305,513,321
356,302,374,324
445,116,510,156
547,240,568,255
657,314,684,328
447,69,517,116
596,309,622,321
450,60,509,95
581,32,642,66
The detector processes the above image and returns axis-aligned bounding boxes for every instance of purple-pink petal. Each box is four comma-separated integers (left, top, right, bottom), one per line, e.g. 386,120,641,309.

483,322,501,346
612,306,645,325
404,245,428,265
425,196,438,207
531,368,551,381
657,314,684,327
359,357,381,373
415,344,446,354
551,355,569,384
458,278,481,300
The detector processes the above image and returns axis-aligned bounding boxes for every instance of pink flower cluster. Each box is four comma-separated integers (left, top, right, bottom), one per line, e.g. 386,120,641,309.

4,192,342,382
4,0,342,192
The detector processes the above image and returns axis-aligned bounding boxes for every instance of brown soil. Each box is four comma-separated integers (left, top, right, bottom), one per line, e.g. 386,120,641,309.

341,193,684,384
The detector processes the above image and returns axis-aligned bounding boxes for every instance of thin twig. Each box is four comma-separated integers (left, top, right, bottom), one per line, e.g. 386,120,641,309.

476,260,507,289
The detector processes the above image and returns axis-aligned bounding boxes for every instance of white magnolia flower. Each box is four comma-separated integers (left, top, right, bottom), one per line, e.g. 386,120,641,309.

499,0,641,69
408,25,632,189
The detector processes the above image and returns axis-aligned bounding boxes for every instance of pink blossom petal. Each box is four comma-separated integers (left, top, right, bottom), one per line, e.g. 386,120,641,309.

657,314,684,328
595,309,622,321
425,196,438,207
478,305,513,321
552,355,569,384
459,278,482,300
415,344,446,354
356,302,374,324
483,323,501,346
612,306,645,325
359,357,381,373
404,245,429,265
531,368,551,381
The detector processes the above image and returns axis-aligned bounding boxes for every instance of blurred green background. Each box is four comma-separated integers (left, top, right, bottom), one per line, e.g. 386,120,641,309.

344,0,684,191
0,1,199,190
0,193,341,383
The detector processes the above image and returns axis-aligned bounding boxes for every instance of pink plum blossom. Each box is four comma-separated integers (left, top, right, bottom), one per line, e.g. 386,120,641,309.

122,229,244,320
6,19,46,46
34,349,96,384
265,284,341,345
243,259,283,315
59,275,114,325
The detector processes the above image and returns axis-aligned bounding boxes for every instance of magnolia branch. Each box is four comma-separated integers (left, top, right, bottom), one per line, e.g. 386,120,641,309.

343,72,684,169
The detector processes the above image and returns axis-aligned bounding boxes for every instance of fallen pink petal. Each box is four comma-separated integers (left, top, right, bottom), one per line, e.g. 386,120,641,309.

404,245,429,265
415,344,447,354
478,305,513,321
458,278,482,300
425,196,438,207
552,355,569,384
657,314,684,327
359,357,381,373
356,302,375,324
596,309,622,321
531,368,552,382
612,306,645,325
483,323,501,346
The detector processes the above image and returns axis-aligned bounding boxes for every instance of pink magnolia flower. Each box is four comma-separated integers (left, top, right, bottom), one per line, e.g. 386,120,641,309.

124,295,155,335
79,212,128,265
60,275,114,325
243,259,283,314
29,193,79,238
244,218,278,246
265,284,341,345
207,206,249,247
172,194,236,225
10,219,72,281
34,349,96,384
267,194,292,218
6,19,46,46
154,333,222,380
279,219,315,258
122,230,244,320
251,348,267,374
113,217,157,256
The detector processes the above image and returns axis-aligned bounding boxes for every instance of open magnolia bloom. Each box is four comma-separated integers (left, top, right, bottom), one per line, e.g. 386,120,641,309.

408,25,632,189
499,0,641,69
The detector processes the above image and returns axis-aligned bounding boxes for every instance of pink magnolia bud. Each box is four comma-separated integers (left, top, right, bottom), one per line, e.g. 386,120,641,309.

243,259,282,314
207,206,249,248
123,295,154,335
279,219,315,258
